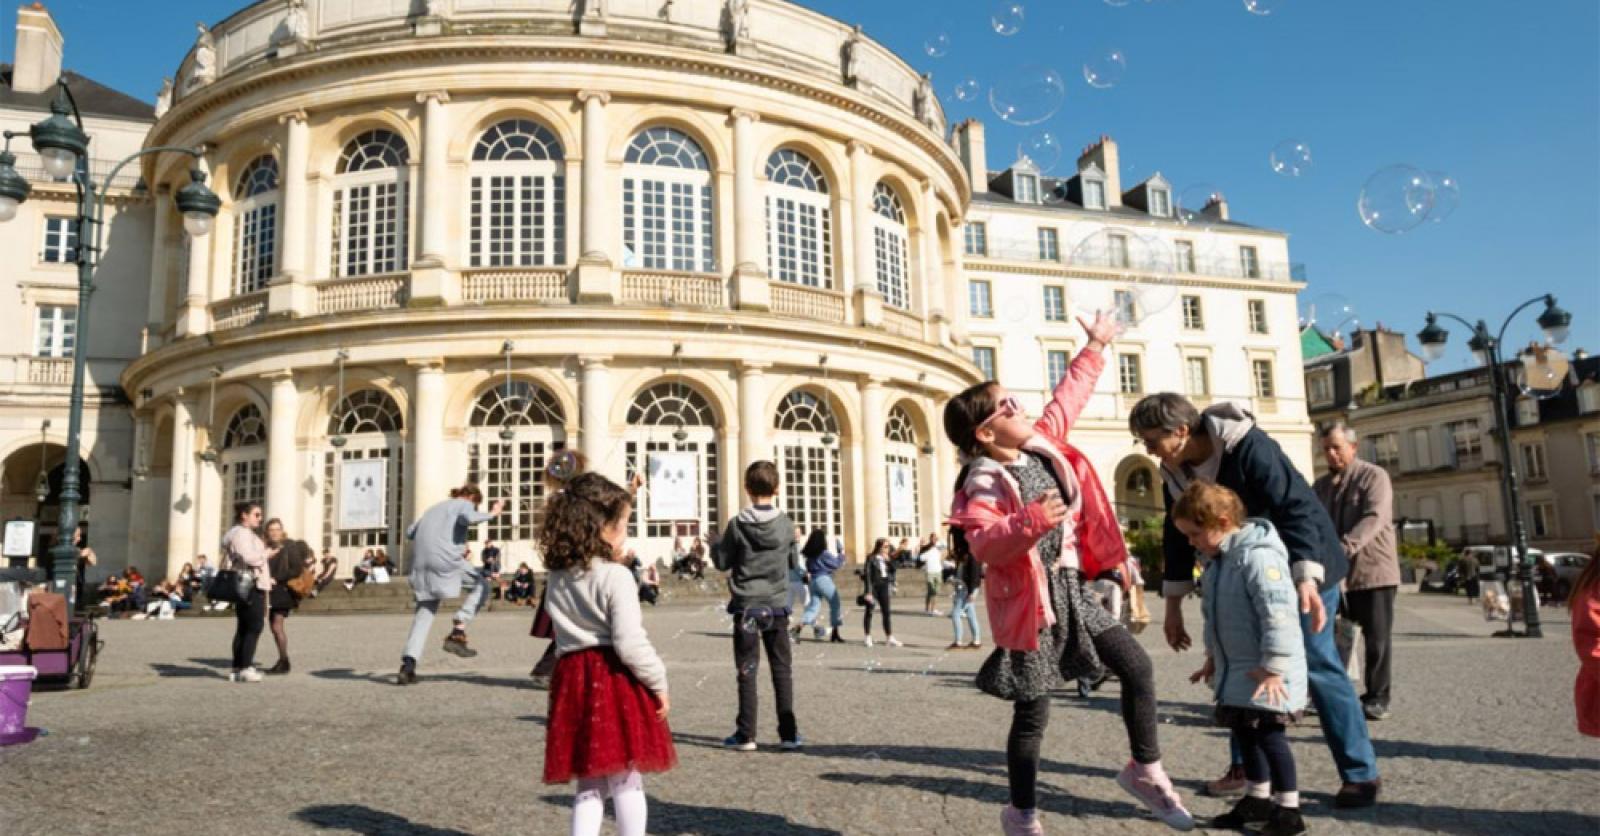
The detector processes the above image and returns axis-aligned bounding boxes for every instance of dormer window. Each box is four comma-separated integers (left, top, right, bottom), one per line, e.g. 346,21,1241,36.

1150,188,1171,217
1085,179,1106,210
1016,174,1039,204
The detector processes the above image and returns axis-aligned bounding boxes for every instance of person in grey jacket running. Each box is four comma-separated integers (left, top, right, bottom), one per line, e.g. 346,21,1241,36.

396,484,504,685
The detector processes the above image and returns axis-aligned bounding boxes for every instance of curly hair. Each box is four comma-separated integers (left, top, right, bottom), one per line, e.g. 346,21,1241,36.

538,471,632,573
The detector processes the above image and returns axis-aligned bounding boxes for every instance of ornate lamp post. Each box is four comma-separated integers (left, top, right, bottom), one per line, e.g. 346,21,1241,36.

1415,295,1574,639
0,79,220,609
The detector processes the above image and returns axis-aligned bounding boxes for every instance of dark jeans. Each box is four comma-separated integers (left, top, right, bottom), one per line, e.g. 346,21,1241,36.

863,582,893,637
1343,586,1396,707
732,614,798,743
1232,714,1297,793
231,589,267,670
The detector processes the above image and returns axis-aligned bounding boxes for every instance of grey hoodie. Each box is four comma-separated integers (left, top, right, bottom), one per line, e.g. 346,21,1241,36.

712,505,798,612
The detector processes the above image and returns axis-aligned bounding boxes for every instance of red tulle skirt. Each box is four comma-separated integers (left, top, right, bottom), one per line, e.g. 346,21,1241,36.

1578,660,1599,738
543,646,677,784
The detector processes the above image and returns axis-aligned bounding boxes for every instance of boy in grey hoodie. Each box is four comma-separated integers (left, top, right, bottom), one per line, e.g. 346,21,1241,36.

712,461,801,751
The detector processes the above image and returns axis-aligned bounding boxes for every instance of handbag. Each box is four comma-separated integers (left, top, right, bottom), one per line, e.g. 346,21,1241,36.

1126,584,1151,635
286,566,317,599
207,569,254,604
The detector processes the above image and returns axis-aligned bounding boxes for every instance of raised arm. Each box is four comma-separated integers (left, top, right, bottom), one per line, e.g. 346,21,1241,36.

1034,310,1120,441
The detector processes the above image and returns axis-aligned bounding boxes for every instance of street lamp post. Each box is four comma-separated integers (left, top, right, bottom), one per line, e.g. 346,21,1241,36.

1416,295,1573,639
0,79,220,610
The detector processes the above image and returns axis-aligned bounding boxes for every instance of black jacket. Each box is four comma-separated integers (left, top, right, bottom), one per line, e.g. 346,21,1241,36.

1162,426,1348,594
268,539,313,610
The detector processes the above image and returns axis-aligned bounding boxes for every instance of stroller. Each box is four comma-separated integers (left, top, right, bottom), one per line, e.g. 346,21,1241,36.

0,569,103,690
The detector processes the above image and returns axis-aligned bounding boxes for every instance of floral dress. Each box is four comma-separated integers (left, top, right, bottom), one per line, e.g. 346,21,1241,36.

975,451,1121,702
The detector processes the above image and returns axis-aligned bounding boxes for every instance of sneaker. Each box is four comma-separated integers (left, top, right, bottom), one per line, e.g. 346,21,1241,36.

233,667,263,683
886,636,903,647
1000,805,1044,836
722,734,756,752
1249,805,1308,836
343,581,354,591
781,736,804,751
967,642,983,651
929,609,944,617
396,658,418,686
1362,702,1391,722
1115,761,1195,831
864,636,874,648
442,633,479,658
947,642,964,651
1203,764,1249,798
1208,795,1274,829
1333,779,1380,809
813,627,828,641
1076,679,1093,699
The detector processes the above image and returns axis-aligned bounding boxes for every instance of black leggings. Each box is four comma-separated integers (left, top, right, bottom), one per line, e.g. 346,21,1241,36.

1006,626,1162,809
231,589,266,670
863,582,893,637
1231,716,1297,793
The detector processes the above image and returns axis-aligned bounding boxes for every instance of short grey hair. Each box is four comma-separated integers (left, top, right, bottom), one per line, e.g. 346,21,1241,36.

1127,393,1202,436
1321,421,1358,444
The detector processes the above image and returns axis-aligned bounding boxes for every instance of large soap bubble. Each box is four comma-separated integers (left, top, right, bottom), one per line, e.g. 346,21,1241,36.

953,77,982,102
1270,139,1313,177
991,2,1025,36
1358,165,1433,234
924,33,950,59
1070,228,1179,325
1019,131,1064,173
988,65,1066,126
1083,48,1128,89
1518,346,1570,401
1426,171,1461,224
1176,183,1227,227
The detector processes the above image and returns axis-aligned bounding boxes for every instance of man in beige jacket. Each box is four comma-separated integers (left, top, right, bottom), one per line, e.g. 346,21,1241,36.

1314,423,1401,721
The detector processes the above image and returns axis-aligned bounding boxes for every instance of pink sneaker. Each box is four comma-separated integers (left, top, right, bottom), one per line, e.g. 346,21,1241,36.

1001,805,1044,836
1116,761,1195,832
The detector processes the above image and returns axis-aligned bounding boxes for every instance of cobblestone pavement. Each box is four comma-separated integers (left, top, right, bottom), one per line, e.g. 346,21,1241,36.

5,591,1596,835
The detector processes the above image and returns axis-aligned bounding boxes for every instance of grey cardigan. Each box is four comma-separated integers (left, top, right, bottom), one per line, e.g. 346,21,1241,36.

405,498,492,601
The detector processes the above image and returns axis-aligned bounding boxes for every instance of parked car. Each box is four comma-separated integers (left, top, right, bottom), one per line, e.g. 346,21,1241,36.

1458,545,1545,581
1545,552,1591,602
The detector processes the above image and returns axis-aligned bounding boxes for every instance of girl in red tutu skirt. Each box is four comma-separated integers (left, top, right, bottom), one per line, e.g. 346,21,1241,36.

539,471,676,836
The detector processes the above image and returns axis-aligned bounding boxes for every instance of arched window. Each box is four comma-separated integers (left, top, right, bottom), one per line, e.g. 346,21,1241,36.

220,404,267,531
232,156,279,295
332,130,410,278
622,127,715,273
469,119,566,268
773,390,843,537
884,405,921,539
764,149,833,289
467,381,568,547
624,383,720,543
871,182,911,310
323,388,406,559
223,404,267,449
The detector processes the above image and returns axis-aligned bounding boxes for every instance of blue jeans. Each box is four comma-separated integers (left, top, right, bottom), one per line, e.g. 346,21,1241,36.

1229,584,1379,783
950,587,980,645
803,574,842,630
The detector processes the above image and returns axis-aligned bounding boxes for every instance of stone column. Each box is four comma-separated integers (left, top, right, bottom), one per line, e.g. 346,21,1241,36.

859,376,889,545
410,359,446,521
946,221,971,346
730,108,770,311
126,412,157,565
575,90,618,303
145,187,173,348
175,150,213,338
409,91,456,306
166,393,197,581
265,370,299,529
919,179,944,342
269,110,312,317
848,141,883,327
737,361,770,483
579,356,615,479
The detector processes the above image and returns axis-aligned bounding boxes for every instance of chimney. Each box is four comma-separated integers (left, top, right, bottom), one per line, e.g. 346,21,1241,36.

953,119,988,194
1076,135,1121,208
1202,192,1230,222
12,3,65,95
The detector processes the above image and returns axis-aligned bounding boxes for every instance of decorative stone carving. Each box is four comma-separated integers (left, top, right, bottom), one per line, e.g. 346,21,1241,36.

187,23,217,93
842,25,863,87
154,77,173,119
725,0,751,54
575,0,606,36
275,0,311,51
914,72,940,132
425,0,446,16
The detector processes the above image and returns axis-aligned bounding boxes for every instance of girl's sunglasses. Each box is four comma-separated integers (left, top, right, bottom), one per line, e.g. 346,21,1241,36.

978,396,1022,430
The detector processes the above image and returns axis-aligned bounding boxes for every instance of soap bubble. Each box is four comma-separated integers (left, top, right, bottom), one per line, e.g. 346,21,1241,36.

989,65,1066,126
1069,229,1179,324
1243,0,1277,15
1019,131,1064,173
1311,294,1360,339
1003,295,1031,323
991,2,1025,36
1518,347,1570,400
1426,171,1460,224
1083,48,1127,89
924,32,950,58
953,77,982,102
1176,183,1226,226
546,449,580,482
1269,139,1313,177
1358,165,1434,235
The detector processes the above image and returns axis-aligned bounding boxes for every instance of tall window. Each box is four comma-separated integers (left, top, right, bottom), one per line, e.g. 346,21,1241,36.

774,391,843,538
1369,432,1400,469
1042,286,1066,322
1150,188,1171,217
1516,398,1540,426
969,280,993,318
1175,240,1196,273
1184,356,1210,396
1047,350,1069,387
1108,233,1130,268
469,119,566,268
1588,432,1600,473
467,381,567,545
622,127,715,272
1528,501,1555,538
232,156,279,295
1182,295,1204,329
331,130,410,278
623,383,720,542
41,216,78,263
220,405,267,532
1118,353,1142,394
1248,299,1269,334
1520,442,1548,480
1084,178,1106,210
1113,289,1136,325
1251,358,1276,399
764,149,833,288
871,182,911,310
1037,227,1059,261
1410,427,1434,470
34,304,76,358
973,347,996,379
323,389,406,559
885,406,922,539
1445,419,1483,468
1308,370,1334,405
964,221,987,256
1239,245,1260,278
1016,174,1039,204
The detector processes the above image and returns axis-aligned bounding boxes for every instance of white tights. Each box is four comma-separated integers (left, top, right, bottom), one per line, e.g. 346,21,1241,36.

571,769,646,836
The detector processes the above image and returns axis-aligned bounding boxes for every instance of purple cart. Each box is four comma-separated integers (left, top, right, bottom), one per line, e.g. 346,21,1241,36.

0,570,103,690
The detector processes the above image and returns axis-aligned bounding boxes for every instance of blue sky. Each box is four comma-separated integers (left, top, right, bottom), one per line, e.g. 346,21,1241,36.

6,0,1596,371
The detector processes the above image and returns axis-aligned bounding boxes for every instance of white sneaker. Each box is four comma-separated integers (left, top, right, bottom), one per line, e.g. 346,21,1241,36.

886,636,903,647
235,667,263,683
864,636,874,648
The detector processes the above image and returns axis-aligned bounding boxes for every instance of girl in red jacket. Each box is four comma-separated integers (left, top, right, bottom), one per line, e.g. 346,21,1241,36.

1569,537,1600,738
946,310,1192,835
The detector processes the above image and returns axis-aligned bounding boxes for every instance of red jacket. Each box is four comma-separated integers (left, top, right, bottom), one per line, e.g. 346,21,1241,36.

947,349,1128,652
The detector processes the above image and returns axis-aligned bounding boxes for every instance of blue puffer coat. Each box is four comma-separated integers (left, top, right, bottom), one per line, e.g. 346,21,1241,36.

1201,519,1308,714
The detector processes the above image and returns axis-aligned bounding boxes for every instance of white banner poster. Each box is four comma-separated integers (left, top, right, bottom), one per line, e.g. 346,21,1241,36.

888,463,915,524
3,520,36,557
647,451,700,521
338,459,388,531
